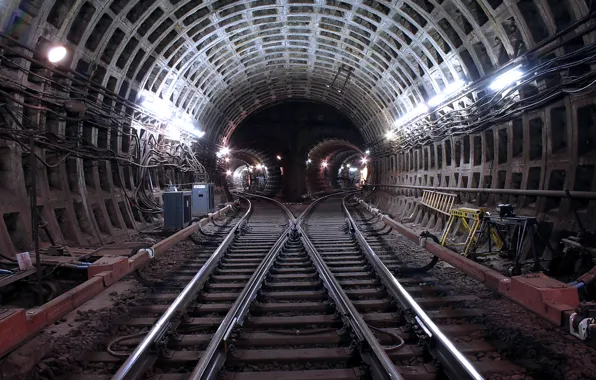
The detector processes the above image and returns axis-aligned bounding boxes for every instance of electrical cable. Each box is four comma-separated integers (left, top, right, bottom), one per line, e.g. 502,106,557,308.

367,325,405,351
107,332,147,357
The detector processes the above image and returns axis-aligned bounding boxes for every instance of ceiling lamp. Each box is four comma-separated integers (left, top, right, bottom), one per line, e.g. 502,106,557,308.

48,46,67,63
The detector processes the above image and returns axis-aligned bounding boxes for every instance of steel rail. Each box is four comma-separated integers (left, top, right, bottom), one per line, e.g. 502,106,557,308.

110,197,253,380
342,195,484,380
187,227,291,379
188,194,295,380
297,222,404,380
188,191,357,380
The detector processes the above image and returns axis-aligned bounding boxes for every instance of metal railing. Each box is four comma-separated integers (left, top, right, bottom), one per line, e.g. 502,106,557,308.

419,189,457,216
342,195,484,380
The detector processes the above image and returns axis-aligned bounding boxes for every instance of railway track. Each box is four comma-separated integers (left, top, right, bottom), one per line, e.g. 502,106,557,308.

54,194,525,380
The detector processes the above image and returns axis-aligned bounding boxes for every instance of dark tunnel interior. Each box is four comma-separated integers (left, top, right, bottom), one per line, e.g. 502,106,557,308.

229,101,364,200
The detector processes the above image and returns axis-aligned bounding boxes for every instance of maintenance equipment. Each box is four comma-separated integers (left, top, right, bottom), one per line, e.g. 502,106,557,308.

440,207,486,256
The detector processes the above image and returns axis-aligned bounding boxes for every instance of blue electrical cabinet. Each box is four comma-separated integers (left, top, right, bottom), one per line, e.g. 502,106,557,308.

191,183,215,217
163,191,192,230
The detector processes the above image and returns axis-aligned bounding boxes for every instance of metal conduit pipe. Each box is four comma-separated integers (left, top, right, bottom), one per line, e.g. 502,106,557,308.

371,184,596,199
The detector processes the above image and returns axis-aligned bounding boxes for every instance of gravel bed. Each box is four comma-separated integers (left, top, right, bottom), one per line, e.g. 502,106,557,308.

352,206,596,380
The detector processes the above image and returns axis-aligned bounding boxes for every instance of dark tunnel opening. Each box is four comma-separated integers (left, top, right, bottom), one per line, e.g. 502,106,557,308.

229,101,364,201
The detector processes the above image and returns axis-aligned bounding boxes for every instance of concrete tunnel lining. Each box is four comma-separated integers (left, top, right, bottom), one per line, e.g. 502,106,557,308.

2,0,578,144
0,0,594,250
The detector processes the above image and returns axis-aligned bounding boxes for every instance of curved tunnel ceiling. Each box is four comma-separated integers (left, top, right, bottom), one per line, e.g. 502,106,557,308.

4,0,587,144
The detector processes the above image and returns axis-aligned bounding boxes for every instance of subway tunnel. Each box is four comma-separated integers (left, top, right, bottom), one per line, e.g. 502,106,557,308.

3,1,596,378
0,1,594,269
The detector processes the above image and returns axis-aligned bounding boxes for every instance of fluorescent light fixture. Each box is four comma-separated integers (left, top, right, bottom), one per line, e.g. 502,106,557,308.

413,103,429,114
428,79,466,107
393,102,428,128
445,78,466,93
276,155,282,160
165,124,181,141
140,90,174,120
489,66,524,91
171,113,205,139
349,167,357,172
48,46,67,63
256,164,263,169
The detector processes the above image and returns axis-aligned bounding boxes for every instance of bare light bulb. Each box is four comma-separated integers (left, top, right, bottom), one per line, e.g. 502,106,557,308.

48,46,67,63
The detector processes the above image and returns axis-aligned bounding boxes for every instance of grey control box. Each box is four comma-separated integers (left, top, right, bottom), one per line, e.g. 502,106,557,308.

191,183,215,217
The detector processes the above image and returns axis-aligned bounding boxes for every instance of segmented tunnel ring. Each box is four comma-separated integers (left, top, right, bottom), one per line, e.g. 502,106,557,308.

1,0,578,143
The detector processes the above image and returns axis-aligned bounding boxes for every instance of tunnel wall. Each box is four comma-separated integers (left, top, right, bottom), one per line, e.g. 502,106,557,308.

371,95,596,245
0,0,593,253
0,122,200,256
